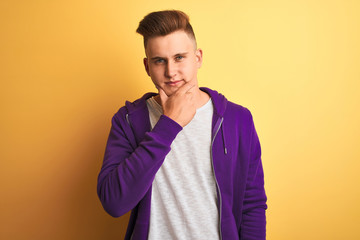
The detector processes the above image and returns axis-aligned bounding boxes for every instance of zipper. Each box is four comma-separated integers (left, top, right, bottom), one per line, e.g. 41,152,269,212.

126,113,131,127
211,117,224,240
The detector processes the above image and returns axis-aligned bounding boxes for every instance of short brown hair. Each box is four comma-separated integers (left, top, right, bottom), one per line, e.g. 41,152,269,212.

136,10,197,49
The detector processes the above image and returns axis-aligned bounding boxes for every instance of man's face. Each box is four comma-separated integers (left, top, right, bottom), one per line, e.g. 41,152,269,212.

143,30,203,96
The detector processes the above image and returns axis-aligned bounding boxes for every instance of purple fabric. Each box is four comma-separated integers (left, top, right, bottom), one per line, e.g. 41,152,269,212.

97,87,267,239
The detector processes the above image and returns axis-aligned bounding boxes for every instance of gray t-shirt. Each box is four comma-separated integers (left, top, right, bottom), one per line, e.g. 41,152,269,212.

146,97,220,240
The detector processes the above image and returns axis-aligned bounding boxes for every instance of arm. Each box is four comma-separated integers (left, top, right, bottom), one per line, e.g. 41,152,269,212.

97,112,182,217
97,83,197,217
240,114,267,240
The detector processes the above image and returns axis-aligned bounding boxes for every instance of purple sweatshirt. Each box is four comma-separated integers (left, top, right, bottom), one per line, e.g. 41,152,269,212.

97,87,267,239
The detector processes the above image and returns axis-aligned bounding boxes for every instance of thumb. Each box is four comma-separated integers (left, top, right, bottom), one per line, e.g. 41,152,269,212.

158,88,168,105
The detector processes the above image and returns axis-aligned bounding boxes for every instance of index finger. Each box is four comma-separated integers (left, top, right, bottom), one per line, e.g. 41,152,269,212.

176,81,196,95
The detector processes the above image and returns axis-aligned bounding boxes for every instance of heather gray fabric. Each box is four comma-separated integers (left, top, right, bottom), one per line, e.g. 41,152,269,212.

146,97,220,240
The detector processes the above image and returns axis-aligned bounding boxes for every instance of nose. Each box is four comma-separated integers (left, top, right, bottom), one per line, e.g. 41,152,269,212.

165,61,177,79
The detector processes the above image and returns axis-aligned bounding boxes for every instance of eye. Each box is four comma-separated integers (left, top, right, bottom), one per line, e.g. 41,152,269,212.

155,58,165,64
175,56,184,61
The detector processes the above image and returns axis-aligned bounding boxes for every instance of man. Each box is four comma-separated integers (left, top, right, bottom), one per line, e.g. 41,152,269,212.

97,10,267,240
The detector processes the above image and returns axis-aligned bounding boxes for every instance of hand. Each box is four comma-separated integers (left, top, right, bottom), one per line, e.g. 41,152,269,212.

158,82,196,127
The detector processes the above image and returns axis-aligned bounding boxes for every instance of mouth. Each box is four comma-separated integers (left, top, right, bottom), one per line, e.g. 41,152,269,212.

165,80,184,86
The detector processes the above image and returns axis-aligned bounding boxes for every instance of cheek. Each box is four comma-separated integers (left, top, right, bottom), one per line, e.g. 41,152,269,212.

186,63,198,76
149,65,161,76
149,66,165,81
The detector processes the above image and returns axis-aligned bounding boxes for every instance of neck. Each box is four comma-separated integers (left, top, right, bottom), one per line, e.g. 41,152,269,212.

193,87,210,109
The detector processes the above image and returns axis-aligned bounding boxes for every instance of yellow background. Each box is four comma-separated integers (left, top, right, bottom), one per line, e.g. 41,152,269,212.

1,0,359,239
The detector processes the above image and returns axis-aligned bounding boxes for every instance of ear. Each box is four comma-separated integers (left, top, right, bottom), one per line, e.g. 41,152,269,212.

143,58,150,76
195,48,203,68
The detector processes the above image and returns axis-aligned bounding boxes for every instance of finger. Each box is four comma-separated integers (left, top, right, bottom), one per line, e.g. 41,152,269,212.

177,81,196,95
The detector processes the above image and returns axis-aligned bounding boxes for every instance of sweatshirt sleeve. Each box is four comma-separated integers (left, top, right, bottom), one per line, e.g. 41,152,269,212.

240,112,267,240
97,111,182,217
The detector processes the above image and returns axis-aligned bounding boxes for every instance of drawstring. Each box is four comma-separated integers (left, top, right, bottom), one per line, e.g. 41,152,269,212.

221,119,228,155
213,117,228,155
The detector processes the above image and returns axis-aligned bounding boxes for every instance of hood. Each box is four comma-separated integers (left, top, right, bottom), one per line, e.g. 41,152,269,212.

124,92,158,115
200,87,229,155
199,87,228,117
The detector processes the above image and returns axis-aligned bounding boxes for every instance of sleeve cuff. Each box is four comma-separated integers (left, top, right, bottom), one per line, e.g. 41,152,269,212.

150,115,183,145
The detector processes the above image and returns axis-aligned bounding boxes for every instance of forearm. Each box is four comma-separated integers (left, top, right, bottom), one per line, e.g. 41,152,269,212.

97,114,182,217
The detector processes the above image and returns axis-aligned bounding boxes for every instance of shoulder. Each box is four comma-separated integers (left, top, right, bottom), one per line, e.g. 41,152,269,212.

201,87,252,120
222,100,258,145
224,100,254,125
112,92,157,120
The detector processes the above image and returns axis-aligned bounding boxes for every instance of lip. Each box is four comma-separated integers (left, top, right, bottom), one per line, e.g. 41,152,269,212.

165,80,183,86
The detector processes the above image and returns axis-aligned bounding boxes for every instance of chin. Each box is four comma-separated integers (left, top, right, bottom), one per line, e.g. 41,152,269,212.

164,89,177,97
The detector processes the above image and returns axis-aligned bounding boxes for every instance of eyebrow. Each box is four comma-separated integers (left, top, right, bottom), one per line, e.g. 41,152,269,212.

150,52,189,61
